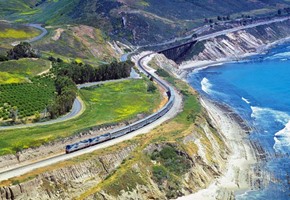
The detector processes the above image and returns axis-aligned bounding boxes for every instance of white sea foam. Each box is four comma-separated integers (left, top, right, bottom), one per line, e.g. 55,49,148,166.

274,121,290,152
201,78,213,94
251,106,290,124
251,106,290,152
242,97,250,104
266,51,290,60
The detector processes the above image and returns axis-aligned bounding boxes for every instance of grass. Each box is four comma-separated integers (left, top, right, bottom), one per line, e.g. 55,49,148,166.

0,58,51,77
0,22,41,53
0,28,39,39
0,72,27,84
0,22,40,40
0,79,162,155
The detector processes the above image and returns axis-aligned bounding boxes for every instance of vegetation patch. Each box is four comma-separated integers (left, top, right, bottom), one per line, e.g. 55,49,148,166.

0,24,39,39
151,145,191,175
0,79,161,155
0,58,50,77
0,72,27,84
101,169,146,197
0,77,56,122
155,68,170,77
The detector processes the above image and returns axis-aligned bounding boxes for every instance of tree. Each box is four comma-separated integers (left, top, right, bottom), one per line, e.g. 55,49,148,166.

9,106,18,123
147,82,157,93
7,42,38,60
217,16,222,21
278,9,282,15
34,111,41,122
48,56,56,62
0,54,8,62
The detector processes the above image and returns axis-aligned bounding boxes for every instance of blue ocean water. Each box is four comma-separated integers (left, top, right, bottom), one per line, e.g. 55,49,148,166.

188,43,290,199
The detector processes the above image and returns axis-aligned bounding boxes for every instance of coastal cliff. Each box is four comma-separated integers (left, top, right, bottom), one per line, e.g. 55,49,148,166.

177,19,290,69
0,110,231,200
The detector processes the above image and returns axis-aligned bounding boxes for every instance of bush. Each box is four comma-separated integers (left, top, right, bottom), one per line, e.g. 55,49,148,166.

0,54,8,61
7,42,38,60
151,145,191,175
152,165,169,183
156,68,170,77
147,82,157,93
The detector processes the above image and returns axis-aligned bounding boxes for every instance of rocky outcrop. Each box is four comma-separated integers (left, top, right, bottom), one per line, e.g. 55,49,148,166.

0,145,136,200
194,30,264,60
181,19,290,64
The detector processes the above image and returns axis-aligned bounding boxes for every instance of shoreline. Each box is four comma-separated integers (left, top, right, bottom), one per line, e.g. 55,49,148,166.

177,96,257,200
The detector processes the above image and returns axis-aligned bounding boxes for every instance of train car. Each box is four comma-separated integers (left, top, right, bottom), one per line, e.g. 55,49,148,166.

66,139,91,153
111,126,130,139
90,133,111,146
130,117,149,131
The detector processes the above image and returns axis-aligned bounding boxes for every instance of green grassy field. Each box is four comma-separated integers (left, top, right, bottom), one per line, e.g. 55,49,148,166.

0,72,27,84
0,58,51,77
0,22,40,40
0,79,162,155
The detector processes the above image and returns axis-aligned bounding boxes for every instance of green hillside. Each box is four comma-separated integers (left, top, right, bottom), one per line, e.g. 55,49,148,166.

1,0,290,44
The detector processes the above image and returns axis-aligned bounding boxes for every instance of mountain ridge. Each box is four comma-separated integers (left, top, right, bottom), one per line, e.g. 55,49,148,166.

1,0,290,44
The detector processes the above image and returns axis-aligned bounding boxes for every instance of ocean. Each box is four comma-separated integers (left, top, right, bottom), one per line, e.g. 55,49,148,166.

187,43,290,199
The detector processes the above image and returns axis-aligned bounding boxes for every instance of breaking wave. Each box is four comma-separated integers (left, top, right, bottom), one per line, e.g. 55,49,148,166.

201,78,213,94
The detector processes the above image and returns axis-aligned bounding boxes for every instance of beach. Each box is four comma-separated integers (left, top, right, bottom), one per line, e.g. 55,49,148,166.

177,97,257,200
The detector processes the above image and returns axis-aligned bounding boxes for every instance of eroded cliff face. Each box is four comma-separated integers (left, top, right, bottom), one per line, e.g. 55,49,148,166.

89,116,229,200
0,145,137,200
0,117,229,200
180,19,290,64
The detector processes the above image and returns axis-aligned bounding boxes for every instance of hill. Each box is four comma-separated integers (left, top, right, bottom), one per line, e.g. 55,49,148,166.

1,0,290,44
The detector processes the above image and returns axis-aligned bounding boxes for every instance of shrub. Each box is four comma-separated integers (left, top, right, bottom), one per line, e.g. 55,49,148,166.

147,82,157,93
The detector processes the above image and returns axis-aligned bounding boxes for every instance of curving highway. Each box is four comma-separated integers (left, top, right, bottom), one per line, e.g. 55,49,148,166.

25,24,48,43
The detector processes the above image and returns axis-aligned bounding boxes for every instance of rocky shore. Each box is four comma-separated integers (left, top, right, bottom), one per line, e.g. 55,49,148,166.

177,97,257,199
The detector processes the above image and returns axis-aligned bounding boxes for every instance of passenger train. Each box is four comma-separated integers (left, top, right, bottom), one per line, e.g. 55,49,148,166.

66,53,175,153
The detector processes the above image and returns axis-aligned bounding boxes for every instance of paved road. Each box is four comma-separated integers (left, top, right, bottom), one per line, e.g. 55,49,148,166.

196,16,290,42
0,97,84,130
25,24,48,43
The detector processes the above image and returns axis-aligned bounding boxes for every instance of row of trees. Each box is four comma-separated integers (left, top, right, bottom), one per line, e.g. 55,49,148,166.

46,59,133,118
204,15,230,24
51,59,133,84
47,76,77,119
